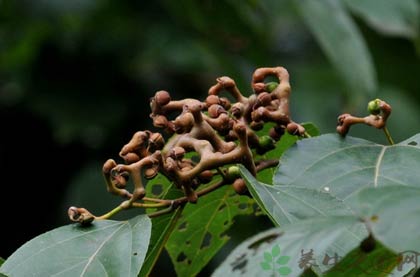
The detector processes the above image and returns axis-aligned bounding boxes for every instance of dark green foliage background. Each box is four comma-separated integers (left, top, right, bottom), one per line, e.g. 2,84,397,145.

1,0,419,275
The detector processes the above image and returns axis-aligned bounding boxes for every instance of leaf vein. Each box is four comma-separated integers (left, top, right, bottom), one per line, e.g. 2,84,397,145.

320,166,375,188
50,260,86,276
288,145,379,185
261,184,293,224
5,222,122,274
374,147,386,187
80,224,126,276
275,187,327,216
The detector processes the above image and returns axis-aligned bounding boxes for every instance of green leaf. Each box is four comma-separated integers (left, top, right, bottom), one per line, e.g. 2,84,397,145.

212,216,361,277
139,208,183,277
140,174,185,276
241,133,420,274
257,122,320,185
295,0,377,98
399,133,420,146
300,268,319,277
260,261,271,270
241,168,354,225
276,255,290,265
350,186,420,253
145,173,180,201
301,122,320,137
0,258,5,277
278,266,292,275
166,185,254,277
0,215,151,277
266,122,320,161
264,252,273,262
324,240,400,277
257,131,297,185
241,169,365,271
273,134,420,201
272,244,281,257
343,0,419,39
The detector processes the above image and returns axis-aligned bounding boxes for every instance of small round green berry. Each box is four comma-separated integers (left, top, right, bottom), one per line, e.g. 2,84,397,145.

367,99,381,115
265,82,279,93
227,165,241,180
259,135,276,150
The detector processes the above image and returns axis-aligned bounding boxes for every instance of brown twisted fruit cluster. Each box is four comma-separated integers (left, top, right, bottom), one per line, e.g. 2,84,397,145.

68,66,306,224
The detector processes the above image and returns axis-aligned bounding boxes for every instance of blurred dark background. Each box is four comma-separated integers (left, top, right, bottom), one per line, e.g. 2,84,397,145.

1,0,420,275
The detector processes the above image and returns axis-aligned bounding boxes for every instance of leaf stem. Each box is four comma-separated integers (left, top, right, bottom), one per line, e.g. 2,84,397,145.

148,204,179,218
132,202,169,208
142,197,172,204
95,158,279,220
95,206,124,220
147,179,226,217
255,159,279,172
382,127,394,145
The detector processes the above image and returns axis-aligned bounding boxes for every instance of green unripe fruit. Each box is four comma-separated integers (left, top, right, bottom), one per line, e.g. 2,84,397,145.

259,135,276,150
367,99,381,115
227,165,241,180
265,82,279,93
